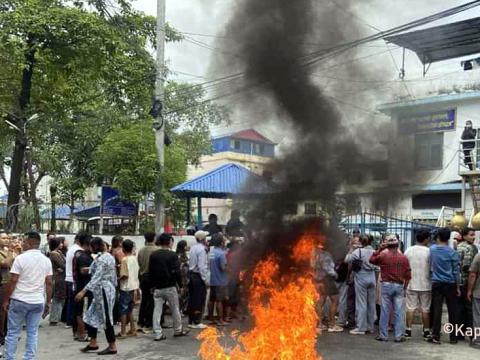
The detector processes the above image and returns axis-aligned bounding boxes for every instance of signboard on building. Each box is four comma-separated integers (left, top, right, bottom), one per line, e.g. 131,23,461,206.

398,109,456,135
101,186,137,217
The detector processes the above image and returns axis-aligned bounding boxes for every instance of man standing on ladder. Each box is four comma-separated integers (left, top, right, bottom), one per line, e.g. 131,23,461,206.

461,120,477,171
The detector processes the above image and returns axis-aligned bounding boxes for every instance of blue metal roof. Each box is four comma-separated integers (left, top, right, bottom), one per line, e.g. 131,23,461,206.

171,163,273,198
378,91,480,113
40,205,89,220
74,205,101,219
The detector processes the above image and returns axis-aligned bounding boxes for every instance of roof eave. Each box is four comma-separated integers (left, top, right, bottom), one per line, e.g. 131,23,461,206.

377,91,480,114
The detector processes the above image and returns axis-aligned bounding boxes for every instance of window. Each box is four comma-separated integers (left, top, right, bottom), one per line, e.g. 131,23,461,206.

304,203,317,215
230,139,241,150
414,133,443,170
412,193,461,209
255,143,265,155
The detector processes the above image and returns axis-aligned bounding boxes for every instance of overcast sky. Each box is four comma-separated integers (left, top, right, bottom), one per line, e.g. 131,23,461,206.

133,0,480,81
132,0,480,131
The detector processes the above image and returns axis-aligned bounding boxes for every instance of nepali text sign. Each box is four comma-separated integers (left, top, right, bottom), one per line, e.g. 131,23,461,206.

398,109,456,135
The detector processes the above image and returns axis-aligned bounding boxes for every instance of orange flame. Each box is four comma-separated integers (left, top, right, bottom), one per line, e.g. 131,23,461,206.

198,232,322,360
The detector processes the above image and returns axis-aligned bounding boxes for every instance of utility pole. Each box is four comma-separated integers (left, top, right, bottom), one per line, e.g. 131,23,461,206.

153,0,166,234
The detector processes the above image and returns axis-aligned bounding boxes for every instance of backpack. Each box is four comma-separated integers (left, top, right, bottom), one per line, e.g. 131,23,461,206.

351,249,363,272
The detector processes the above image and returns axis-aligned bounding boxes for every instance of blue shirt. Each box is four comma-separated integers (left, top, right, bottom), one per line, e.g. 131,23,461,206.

430,244,460,284
209,247,228,286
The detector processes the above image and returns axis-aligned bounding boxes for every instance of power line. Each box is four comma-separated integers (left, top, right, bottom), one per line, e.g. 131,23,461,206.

301,0,480,68
328,0,414,98
167,1,480,115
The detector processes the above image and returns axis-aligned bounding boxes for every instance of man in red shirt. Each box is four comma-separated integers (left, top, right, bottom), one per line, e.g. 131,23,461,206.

370,234,411,342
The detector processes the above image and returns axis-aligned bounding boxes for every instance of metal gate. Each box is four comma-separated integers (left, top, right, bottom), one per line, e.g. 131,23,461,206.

340,211,438,248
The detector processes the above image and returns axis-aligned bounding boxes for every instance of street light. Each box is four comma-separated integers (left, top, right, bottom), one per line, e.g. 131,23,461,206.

4,119,21,132
3,113,39,133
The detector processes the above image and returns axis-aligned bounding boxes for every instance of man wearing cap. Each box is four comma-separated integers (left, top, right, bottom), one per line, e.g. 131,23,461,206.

428,227,460,345
370,234,411,342
187,231,209,329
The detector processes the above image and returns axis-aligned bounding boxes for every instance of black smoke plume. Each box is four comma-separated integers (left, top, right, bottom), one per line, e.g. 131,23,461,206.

216,0,396,264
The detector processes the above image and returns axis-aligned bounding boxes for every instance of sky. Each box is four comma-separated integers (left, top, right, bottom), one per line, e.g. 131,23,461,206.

132,0,480,81
134,0,232,83
132,0,480,133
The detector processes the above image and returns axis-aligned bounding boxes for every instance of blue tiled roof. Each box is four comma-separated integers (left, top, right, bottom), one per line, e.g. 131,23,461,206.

171,163,273,198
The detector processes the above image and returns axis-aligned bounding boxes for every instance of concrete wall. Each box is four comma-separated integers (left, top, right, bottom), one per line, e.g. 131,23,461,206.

39,233,196,252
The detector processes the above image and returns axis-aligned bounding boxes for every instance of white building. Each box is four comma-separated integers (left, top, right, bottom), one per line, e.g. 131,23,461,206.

356,91,480,223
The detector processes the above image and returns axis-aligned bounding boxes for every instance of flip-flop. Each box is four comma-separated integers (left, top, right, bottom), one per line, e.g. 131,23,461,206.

98,347,118,355
154,334,167,341
173,329,190,337
80,345,99,353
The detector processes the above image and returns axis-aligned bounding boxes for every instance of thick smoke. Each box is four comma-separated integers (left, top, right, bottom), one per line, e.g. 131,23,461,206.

214,0,403,265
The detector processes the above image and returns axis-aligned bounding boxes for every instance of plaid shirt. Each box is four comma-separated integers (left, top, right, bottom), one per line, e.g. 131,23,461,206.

370,248,411,285
457,241,479,285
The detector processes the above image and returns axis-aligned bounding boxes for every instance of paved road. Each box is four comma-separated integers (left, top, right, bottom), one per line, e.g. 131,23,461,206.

10,318,478,360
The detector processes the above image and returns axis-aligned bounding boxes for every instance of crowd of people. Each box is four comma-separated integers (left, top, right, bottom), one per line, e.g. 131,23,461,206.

0,211,244,359
313,227,480,348
0,213,480,358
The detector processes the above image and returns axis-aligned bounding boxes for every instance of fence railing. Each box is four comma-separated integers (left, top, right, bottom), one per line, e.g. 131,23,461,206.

459,138,480,174
341,211,438,248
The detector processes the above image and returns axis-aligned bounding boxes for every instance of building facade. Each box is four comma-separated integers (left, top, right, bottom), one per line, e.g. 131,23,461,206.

355,91,480,223
188,129,276,225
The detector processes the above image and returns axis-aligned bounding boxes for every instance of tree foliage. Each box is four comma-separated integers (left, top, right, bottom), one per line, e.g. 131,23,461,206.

94,121,188,225
0,0,229,230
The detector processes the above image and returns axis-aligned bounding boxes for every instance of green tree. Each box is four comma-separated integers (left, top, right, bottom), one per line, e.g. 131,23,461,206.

94,121,188,226
164,82,229,165
0,0,180,229
94,81,229,228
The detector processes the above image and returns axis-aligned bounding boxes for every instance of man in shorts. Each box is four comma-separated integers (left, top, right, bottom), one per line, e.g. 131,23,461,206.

118,240,139,338
208,233,229,326
404,229,432,338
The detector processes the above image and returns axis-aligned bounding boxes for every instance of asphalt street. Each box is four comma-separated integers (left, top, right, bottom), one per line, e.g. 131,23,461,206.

10,317,477,360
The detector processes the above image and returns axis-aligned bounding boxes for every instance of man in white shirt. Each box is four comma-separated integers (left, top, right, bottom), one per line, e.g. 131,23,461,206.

187,231,209,329
64,233,82,331
2,231,52,360
404,229,432,339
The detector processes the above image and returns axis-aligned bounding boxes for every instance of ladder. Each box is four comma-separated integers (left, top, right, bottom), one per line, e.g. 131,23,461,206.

467,175,480,213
